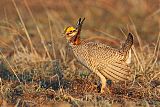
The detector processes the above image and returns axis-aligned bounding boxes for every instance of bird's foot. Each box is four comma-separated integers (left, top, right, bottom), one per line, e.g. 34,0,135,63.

100,87,111,94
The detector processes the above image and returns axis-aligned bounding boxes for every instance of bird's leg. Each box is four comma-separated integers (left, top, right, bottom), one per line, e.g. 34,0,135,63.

95,71,106,93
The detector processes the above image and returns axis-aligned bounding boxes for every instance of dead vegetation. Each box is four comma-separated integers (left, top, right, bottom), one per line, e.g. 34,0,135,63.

0,0,159,107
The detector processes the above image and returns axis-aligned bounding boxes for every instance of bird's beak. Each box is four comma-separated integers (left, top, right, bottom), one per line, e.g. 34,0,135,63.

69,18,85,45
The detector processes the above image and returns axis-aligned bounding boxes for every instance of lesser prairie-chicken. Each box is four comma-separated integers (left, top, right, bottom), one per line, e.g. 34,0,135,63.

63,18,133,93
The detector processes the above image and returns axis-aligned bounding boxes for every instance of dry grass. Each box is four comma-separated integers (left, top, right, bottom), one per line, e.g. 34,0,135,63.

0,0,159,106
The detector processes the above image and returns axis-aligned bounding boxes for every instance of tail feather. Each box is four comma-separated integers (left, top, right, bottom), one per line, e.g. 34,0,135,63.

121,33,133,53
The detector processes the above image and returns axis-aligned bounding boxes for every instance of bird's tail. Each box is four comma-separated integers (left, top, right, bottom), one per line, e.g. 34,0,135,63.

120,33,133,53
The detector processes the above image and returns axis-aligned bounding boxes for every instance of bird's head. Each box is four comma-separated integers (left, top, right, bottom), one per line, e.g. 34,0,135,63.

63,18,85,45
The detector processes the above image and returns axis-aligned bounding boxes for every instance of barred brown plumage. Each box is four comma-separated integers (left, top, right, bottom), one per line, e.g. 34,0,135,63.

63,18,133,93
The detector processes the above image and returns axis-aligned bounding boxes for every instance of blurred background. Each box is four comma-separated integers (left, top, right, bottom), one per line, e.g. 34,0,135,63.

0,0,159,58
0,0,159,41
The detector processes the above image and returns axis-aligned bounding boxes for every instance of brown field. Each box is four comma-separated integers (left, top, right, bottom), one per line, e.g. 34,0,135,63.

0,0,159,107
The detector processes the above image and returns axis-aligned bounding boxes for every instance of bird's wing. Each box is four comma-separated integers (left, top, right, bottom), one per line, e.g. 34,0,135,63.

86,42,131,82
97,61,131,82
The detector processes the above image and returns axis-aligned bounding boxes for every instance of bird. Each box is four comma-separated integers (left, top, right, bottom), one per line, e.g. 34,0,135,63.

63,18,133,93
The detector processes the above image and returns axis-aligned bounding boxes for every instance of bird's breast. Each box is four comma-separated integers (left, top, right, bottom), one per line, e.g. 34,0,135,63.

72,46,90,67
